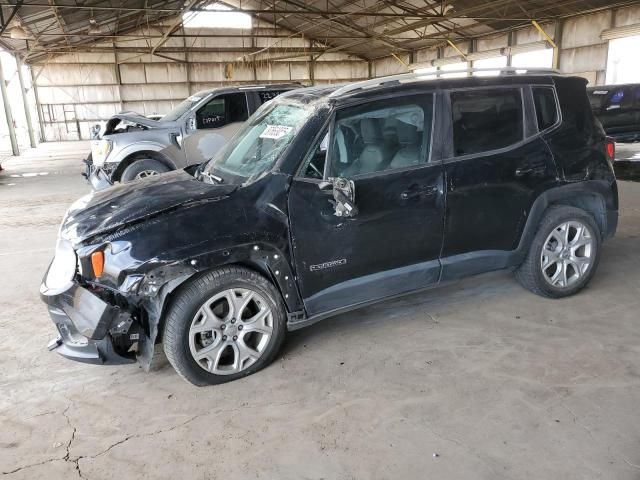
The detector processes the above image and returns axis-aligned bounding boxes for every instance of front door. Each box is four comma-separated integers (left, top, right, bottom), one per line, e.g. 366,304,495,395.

288,93,444,317
183,92,249,164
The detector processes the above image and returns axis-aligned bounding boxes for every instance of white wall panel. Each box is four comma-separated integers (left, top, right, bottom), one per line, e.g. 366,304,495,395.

614,5,640,27
36,64,117,85
121,83,189,101
144,63,188,83
477,34,508,51
562,12,611,49
559,44,608,74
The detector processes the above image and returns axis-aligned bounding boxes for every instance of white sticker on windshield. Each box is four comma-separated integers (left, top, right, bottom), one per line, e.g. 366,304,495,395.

592,90,608,95
187,95,202,102
259,124,293,139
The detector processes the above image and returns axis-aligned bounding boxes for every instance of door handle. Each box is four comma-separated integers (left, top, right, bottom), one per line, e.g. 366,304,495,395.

400,184,439,200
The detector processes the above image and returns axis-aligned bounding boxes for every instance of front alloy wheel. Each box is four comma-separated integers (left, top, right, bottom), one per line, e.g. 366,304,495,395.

189,288,274,375
163,267,286,386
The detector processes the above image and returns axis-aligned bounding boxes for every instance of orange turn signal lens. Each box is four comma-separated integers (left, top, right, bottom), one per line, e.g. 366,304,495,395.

91,251,105,278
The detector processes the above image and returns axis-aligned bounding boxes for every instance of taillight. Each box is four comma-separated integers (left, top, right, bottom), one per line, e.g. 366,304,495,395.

605,138,615,163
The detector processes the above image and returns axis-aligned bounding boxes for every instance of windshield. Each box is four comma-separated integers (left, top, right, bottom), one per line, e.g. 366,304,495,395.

203,100,311,182
161,94,209,122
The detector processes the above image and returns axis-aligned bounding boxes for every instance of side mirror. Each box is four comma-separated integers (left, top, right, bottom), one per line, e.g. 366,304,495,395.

321,177,358,217
186,117,197,132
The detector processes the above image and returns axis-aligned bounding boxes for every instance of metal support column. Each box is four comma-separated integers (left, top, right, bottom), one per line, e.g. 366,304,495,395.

29,67,46,142
15,54,36,148
0,58,19,156
552,20,564,70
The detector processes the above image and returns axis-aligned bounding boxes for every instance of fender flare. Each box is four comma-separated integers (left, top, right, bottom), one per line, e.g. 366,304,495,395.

132,241,303,363
516,180,614,258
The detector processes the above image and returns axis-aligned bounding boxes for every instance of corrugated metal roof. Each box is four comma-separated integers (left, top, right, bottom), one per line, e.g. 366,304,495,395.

0,0,635,62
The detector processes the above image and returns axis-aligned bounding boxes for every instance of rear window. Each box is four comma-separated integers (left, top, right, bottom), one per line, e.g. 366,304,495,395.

451,89,523,157
588,89,609,109
258,90,288,105
533,87,559,131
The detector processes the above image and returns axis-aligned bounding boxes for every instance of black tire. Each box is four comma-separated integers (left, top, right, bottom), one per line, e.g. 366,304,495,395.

163,267,287,386
515,205,601,298
120,158,170,182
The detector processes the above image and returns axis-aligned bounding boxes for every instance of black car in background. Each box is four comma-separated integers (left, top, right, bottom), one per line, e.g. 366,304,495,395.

41,70,618,386
588,84,640,142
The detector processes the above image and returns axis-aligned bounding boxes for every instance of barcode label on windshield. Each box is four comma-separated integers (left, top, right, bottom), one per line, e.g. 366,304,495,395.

260,125,293,139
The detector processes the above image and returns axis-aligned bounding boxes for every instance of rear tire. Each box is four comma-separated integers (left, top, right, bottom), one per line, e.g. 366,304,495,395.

515,205,601,298
163,267,286,386
121,158,170,182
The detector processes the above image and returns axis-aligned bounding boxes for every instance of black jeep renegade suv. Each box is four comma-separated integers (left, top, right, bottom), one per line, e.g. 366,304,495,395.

41,71,618,386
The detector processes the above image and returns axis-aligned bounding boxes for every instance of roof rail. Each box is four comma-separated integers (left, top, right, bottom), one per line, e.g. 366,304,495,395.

328,67,562,98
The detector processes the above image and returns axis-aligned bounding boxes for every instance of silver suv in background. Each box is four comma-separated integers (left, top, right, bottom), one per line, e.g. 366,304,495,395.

86,84,299,189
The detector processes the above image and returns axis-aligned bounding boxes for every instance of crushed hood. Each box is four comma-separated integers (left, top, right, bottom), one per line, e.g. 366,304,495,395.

101,112,176,136
61,169,236,243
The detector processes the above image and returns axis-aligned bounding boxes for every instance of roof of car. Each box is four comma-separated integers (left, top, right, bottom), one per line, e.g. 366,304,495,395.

194,83,302,97
279,70,578,105
587,83,639,91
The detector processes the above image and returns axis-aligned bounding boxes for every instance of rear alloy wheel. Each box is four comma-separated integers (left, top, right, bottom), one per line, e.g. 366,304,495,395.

120,158,170,182
540,221,594,288
515,205,601,298
163,267,286,386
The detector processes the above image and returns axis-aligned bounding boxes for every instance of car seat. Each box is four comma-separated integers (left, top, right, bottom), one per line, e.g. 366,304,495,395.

389,122,422,168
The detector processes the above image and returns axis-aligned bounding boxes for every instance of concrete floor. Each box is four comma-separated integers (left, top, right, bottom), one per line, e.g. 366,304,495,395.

1,141,640,480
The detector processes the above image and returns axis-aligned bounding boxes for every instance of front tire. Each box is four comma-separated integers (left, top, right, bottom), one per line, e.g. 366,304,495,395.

121,158,170,182
163,267,286,386
515,205,601,298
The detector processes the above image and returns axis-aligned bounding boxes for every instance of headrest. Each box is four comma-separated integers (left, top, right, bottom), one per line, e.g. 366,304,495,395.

396,122,420,145
361,118,383,143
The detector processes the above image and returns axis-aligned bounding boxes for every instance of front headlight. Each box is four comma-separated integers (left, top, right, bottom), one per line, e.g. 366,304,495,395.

91,139,112,165
45,238,77,290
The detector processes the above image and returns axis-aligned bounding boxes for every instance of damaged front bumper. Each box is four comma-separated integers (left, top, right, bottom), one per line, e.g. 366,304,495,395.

40,280,138,365
82,157,115,191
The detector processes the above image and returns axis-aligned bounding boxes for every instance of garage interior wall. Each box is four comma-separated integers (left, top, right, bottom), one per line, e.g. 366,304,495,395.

7,4,640,144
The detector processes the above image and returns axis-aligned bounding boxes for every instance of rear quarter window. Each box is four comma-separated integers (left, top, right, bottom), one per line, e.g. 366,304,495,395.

532,87,559,131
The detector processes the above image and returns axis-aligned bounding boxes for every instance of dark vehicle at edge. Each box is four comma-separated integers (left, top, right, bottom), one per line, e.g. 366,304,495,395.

587,83,640,142
41,71,618,386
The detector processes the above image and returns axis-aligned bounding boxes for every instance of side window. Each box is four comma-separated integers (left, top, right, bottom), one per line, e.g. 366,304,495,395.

532,87,559,131
196,93,248,129
257,90,286,105
329,96,432,178
301,130,329,179
634,87,640,107
605,88,632,110
451,89,523,157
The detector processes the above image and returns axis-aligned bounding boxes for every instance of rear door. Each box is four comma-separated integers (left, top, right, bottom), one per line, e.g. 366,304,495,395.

440,85,559,279
288,93,445,316
183,92,249,164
